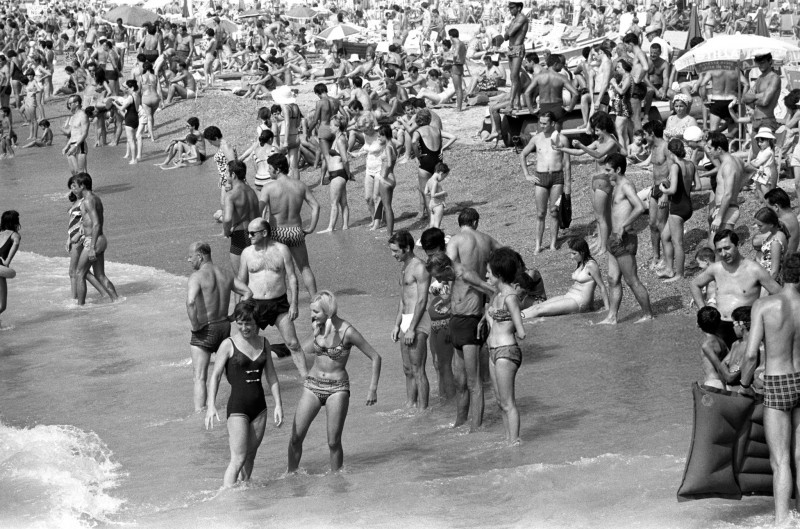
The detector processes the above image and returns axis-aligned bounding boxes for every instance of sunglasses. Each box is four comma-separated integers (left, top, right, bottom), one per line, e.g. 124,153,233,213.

248,230,266,236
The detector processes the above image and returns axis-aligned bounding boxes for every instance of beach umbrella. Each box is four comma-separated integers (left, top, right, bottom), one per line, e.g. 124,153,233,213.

103,5,160,26
205,17,239,34
754,8,769,37
674,34,800,72
315,23,364,42
684,3,700,50
238,8,266,18
285,5,317,20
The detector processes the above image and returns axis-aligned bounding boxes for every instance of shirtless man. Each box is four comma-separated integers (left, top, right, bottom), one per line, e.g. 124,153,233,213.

519,111,571,253
622,33,649,131
112,19,128,66
740,253,800,525
642,43,668,121
259,153,319,297
444,208,500,430
186,241,253,411
524,54,579,131
697,68,741,136
691,229,781,347
598,154,654,324
175,25,195,65
448,28,467,112
643,120,669,269
62,95,89,175
704,132,745,248
165,60,196,104
742,53,781,154
306,83,341,185
346,76,373,111
582,42,613,126
238,218,308,378
484,53,535,143
389,230,431,410
71,173,118,306
503,2,528,112
224,160,261,274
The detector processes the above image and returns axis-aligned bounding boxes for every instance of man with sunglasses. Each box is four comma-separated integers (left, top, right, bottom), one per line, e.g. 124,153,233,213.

61,94,88,175
238,218,309,379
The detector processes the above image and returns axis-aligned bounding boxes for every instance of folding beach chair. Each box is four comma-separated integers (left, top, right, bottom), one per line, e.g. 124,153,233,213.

779,13,795,37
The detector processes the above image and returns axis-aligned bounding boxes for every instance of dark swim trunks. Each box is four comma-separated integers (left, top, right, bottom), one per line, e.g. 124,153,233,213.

538,102,566,124
608,231,638,258
189,320,231,351
229,229,250,256
631,81,647,100
449,314,483,348
253,294,290,329
708,99,734,120
535,170,564,189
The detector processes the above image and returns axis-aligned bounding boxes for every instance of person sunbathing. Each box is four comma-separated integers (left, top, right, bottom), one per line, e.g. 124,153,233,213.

522,237,609,321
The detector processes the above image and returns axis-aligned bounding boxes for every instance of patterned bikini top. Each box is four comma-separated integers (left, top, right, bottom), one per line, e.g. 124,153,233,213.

313,324,352,361
487,295,516,323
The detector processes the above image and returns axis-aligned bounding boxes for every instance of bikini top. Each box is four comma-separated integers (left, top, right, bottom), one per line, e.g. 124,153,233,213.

313,324,352,361
487,295,515,323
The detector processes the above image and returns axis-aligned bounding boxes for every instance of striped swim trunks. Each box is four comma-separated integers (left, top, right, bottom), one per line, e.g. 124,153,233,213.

764,372,800,411
272,226,305,247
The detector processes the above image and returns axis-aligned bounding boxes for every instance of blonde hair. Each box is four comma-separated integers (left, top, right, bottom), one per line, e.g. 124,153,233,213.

311,290,338,318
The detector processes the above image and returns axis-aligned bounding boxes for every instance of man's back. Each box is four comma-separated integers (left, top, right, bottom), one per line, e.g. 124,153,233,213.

447,228,498,277
262,178,307,226
228,181,259,226
759,290,800,375
194,263,234,320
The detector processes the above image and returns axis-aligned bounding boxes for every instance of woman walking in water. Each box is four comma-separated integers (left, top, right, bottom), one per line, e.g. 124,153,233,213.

205,300,283,487
0,210,21,325
288,291,381,473
484,247,526,446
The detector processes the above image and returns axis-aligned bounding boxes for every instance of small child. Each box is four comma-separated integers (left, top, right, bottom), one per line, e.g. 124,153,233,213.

0,107,14,159
694,247,717,306
425,162,449,229
22,120,53,148
627,129,650,164
697,306,729,390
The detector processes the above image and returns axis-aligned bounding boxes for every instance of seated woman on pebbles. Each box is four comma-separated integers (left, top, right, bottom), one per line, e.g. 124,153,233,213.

522,238,609,321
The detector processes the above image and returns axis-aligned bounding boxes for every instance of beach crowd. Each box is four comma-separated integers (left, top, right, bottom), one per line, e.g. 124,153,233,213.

4,0,800,523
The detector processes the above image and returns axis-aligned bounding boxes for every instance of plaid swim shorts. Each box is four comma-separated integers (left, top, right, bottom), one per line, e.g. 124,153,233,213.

764,372,800,411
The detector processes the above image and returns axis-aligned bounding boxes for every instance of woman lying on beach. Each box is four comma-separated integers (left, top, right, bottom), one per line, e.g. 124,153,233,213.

288,291,381,473
521,237,609,321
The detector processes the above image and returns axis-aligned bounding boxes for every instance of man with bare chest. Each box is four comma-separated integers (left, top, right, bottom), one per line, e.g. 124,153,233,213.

223,160,260,274
644,120,669,269
389,230,431,409
503,2,528,112
238,218,308,377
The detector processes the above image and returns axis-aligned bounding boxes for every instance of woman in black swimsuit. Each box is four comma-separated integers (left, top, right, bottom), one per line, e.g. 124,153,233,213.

288,291,381,473
114,79,142,164
0,210,21,325
411,108,442,218
206,301,283,487
657,138,698,282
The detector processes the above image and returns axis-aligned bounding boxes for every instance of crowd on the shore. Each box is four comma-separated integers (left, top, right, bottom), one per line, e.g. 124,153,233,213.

6,0,800,523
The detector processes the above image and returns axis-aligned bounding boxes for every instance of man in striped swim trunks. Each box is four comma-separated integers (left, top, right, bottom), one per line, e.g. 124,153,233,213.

741,253,800,525
259,153,319,297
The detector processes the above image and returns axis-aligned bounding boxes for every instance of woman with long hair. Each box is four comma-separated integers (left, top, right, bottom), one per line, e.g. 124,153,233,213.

288,291,381,473
139,61,160,142
206,300,283,487
521,237,609,319
114,79,141,164
656,138,697,281
0,210,21,324
318,115,352,233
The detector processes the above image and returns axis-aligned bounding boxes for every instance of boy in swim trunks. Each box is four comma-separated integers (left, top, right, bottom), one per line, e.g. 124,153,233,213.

740,254,800,525
389,230,431,409
598,154,654,324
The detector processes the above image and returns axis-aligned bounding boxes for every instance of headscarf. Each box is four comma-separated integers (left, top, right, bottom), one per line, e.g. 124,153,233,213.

673,93,693,109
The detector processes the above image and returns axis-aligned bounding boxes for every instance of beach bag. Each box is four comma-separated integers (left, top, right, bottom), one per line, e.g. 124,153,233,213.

558,193,572,229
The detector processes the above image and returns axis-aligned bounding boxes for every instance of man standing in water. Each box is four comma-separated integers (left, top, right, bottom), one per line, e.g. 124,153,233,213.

223,160,260,275
62,95,89,175
705,132,745,248
445,208,500,430
598,154,654,324
186,242,252,412
238,218,308,378
518,111,570,254
644,120,669,270
503,2,528,112
740,253,800,526
389,230,431,410
72,173,117,305
260,153,319,297
306,83,340,185
690,230,781,348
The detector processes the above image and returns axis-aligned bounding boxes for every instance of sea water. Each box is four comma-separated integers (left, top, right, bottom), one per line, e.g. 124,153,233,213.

0,251,789,529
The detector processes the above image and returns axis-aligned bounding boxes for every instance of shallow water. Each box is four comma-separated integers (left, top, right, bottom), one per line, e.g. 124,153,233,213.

0,250,791,529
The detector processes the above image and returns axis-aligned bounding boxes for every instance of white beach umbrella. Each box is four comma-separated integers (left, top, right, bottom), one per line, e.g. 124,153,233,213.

315,23,365,42
674,34,800,73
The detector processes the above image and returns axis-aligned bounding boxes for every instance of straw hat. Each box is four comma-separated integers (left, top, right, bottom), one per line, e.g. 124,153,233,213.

271,85,296,105
754,127,776,141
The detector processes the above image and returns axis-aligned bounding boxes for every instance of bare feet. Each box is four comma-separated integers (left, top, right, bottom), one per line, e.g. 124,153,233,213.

316,228,334,234
484,132,499,142
656,269,674,279
595,316,617,325
634,315,654,323
549,243,558,251
533,246,543,255
662,274,683,283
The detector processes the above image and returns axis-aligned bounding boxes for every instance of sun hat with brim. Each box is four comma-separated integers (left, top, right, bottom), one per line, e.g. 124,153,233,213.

754,127,776,140
272,85,296,105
